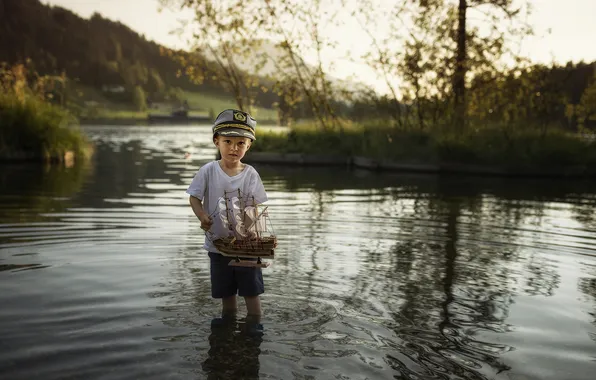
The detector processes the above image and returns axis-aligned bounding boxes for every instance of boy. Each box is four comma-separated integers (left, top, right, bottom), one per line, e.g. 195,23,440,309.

186,109,268,317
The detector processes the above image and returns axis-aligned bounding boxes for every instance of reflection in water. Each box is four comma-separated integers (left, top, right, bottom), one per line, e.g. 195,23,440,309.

202,315,263,379
0,125,595,380
0,263,48,272
0,160,92,226
579,266,596,343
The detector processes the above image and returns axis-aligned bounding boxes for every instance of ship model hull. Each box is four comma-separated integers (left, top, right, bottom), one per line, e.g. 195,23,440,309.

213,236,277,259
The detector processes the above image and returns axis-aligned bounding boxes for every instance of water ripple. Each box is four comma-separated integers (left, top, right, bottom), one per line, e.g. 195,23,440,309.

1,126,596,379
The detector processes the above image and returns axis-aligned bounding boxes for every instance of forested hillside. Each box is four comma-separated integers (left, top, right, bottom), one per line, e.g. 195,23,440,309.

0,0,278,110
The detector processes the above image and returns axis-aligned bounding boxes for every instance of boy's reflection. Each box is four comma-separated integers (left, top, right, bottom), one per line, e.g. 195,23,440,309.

202,314,263,379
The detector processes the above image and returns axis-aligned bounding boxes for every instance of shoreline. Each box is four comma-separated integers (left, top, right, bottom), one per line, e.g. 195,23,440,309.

78,117,283,126
79,117,146,126
0,150,76,166
243,152,596,178
0,143,94,166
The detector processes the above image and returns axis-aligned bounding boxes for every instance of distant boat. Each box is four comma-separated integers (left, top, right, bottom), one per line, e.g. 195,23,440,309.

147,108,210,124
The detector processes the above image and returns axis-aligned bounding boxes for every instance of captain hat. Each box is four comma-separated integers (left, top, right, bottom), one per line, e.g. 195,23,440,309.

212,109,257,141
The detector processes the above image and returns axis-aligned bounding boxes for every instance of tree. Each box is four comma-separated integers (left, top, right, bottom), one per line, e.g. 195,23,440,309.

259,0,346,129
453,0,467,128
354,0,532,130
147,68,166,95
160,0,347,129
132,85,147,111
453,0,531,128
158,0,270,114
575,73,596,129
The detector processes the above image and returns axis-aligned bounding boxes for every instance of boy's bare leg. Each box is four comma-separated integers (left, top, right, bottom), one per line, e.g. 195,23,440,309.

222,296,237,314
244,296,262,316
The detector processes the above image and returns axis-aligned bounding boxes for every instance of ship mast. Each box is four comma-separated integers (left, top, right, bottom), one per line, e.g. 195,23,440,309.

238,188,246,236
253,195,260,240
224,190,234,236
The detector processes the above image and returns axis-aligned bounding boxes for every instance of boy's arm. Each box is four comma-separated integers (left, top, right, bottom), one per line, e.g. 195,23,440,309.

189,195,213,231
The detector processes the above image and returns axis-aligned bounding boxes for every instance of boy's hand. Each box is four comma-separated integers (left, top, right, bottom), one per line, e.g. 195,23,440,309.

199,214,213,231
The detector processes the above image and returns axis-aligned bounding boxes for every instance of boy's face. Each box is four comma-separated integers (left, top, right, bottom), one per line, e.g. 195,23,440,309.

214,135,252,163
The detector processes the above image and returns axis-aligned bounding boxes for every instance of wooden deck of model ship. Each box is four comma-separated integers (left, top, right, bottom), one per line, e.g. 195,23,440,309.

213,236,277,267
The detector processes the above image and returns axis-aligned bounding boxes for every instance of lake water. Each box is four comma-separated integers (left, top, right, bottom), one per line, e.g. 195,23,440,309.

1,124,596,380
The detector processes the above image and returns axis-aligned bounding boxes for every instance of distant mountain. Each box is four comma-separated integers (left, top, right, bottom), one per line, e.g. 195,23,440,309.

204,39,368,94
0,0,281,106
1,0,180,90
0,0,358,116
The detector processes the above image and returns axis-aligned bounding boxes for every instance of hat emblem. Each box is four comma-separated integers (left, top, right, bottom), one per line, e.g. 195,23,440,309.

233,112,247,122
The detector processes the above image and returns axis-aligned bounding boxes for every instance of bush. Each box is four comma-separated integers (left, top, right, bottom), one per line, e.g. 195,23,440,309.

0,63,89,160
251,120,596,170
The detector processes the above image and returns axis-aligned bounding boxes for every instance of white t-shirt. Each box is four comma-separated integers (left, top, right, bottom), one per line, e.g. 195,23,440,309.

186,161,268,253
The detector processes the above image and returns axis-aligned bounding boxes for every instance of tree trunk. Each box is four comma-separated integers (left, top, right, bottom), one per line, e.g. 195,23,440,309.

453,0,467,130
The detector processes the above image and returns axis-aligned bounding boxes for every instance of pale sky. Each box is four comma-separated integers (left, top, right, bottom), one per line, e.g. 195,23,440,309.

42,0,596,93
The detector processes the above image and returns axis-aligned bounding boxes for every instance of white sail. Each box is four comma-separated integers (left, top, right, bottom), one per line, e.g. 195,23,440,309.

231,197,247,238
243,206,258,239
210,191,272,241
216,197,229,228
255,206,268,232
208,196,230,238
244,206,257,229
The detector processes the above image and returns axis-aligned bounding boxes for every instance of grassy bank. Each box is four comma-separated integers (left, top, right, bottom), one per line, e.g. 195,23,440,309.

78,109,211,125
67,82,280,125
251,121,596,172
0,93,90,163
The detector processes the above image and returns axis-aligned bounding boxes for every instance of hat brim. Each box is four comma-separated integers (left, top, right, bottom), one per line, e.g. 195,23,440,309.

216,127,255,140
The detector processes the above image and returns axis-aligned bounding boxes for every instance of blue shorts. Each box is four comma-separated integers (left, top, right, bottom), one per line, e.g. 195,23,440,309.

208,252,264,298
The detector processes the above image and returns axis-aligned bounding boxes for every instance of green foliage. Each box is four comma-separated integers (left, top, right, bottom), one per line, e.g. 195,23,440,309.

251,121,596,170
0,63,88,160
431,126,595,167
132,85,147,111
3,0,595,133
574,79,596,127
0,93,87,158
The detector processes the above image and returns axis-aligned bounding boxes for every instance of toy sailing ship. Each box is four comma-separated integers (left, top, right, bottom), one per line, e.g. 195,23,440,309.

209,189,277,268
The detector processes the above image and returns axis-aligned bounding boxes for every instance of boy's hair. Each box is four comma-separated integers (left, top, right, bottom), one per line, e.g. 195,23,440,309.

212,109,257,141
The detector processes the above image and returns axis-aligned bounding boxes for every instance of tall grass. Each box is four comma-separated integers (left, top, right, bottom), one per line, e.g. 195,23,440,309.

251,120,596,169
0,63,89,161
